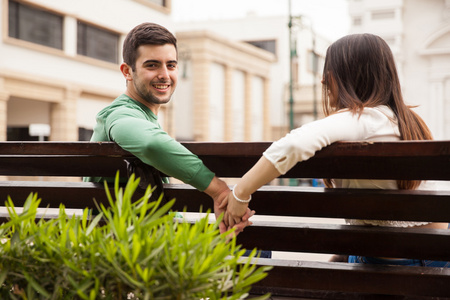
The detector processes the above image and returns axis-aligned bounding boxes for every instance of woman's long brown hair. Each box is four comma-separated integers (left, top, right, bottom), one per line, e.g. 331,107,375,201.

321,34,432,190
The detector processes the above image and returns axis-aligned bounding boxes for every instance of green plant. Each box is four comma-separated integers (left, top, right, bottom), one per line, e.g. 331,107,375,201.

0,174,271,299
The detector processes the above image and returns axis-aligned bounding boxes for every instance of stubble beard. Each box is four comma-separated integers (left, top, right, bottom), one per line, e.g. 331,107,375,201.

133,78,173,106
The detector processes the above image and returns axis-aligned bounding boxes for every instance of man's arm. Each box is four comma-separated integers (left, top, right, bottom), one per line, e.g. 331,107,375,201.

106,108,252,233
107,109,215,191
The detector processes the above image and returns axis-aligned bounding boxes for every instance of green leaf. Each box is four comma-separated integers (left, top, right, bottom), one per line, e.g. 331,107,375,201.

0,172,270,299
86,213,103,236
23,271,51,298
0,268,8,286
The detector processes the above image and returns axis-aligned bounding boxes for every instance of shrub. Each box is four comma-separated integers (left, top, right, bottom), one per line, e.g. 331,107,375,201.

0,174,270,299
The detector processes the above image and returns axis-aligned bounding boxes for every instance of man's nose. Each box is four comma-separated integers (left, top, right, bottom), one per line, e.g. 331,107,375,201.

158,66,170,80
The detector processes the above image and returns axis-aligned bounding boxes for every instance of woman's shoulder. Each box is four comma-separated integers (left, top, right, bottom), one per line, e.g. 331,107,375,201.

334,105,394,117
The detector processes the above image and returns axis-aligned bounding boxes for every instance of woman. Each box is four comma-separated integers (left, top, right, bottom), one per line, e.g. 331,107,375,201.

224,33,449,267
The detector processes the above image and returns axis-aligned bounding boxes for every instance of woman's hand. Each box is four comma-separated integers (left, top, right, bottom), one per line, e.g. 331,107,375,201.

206,177,253,235
224,189,250,229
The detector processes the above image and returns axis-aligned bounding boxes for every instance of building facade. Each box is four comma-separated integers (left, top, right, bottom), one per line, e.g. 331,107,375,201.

1,0,174,142
348,0,450,139
175,15,331,140
175,30,274,142
1,0,274,147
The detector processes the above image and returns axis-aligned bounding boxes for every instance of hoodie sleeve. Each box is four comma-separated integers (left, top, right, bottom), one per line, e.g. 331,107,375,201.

105,107,214,191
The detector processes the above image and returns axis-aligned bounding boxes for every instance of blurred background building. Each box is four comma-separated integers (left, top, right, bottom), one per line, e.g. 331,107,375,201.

1,0,175,142
0,0,330,145
175,14,330,141
0,0,448,146
348,0,450,140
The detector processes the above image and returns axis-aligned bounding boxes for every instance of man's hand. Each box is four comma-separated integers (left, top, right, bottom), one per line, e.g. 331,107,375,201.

223,189,250,229
204,176,253,234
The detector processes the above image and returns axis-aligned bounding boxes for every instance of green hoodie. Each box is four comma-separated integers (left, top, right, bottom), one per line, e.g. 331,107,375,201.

84,94,214,191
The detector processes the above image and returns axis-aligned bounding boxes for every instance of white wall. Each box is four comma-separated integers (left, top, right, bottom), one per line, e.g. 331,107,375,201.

7,98,50,126
231,69,245,141
348,0,450,139
250,76,264,141
173,75,194,141
209,62,225,141
402,0,450,139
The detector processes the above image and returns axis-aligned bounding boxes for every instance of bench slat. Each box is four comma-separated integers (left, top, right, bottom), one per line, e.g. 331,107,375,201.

237,223,450,261
250,258,450,298
0,181,118,208
1,140,448,157
0,142,131,156
1,141,449,180
0,156,129,177
4,183,450,222
197,155,450,180
164,184,450,222
237,222,450,261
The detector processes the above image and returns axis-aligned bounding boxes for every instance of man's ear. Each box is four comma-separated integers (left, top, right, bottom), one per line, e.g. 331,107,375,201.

120,63,133,81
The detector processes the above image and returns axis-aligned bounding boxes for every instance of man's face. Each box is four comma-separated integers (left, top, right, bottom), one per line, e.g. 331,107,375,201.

127,44,178,112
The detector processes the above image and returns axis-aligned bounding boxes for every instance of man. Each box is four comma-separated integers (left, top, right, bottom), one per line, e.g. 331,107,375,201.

86,23,250,233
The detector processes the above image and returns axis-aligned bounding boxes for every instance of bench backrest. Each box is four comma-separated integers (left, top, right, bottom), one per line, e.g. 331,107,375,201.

1,140,450,299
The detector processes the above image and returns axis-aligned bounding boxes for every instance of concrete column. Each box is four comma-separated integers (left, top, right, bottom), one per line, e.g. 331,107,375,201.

192,59,211,141
63,16,77,57
244,72,252,141
429,81,445,139
0,78,10,141
223,65,233,141
0,79,9,181
263,77,271,141
50,87,80,141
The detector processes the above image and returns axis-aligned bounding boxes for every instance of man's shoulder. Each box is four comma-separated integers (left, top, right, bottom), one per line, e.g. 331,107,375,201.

101,95,148,118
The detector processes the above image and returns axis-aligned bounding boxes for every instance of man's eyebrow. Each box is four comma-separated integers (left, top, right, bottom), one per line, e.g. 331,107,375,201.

142,60,160,65
142,59,178,65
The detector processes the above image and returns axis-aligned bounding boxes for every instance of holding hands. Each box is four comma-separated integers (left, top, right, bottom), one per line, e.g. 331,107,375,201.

206,177,253,235
210,156,281,234
223,185,252,229
222,156,282,230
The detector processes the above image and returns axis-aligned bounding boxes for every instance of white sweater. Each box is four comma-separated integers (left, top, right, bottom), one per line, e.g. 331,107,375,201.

263,105,430,227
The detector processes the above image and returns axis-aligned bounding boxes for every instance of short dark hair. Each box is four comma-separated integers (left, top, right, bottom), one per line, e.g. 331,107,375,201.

122,22,177,70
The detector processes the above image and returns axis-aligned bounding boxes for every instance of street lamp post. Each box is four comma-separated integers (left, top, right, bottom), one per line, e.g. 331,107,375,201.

288,0,295,131
287,0,298,186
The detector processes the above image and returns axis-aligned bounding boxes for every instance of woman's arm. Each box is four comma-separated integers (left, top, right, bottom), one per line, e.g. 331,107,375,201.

224,108,383,228
225,156,281,228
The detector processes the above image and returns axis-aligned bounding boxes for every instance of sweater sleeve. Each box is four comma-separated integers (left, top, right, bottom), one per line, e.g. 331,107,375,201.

105,107,214,191
263,110,375,175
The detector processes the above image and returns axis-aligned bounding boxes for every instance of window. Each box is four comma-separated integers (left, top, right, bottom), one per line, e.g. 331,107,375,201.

371,10,395,20
132,0,170,11
146,0,166,5
8,0,63,50
7,127,48,141
383,37,396,46
352,16,362,26
77,21,119,64
78,128,93,141
246,39,277,56
308,50,320,74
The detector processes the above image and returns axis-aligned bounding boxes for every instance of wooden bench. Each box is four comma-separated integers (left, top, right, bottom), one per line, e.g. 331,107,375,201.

1,140,450,299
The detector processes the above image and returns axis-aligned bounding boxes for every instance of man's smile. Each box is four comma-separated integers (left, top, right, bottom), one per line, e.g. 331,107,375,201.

152,83,170,91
